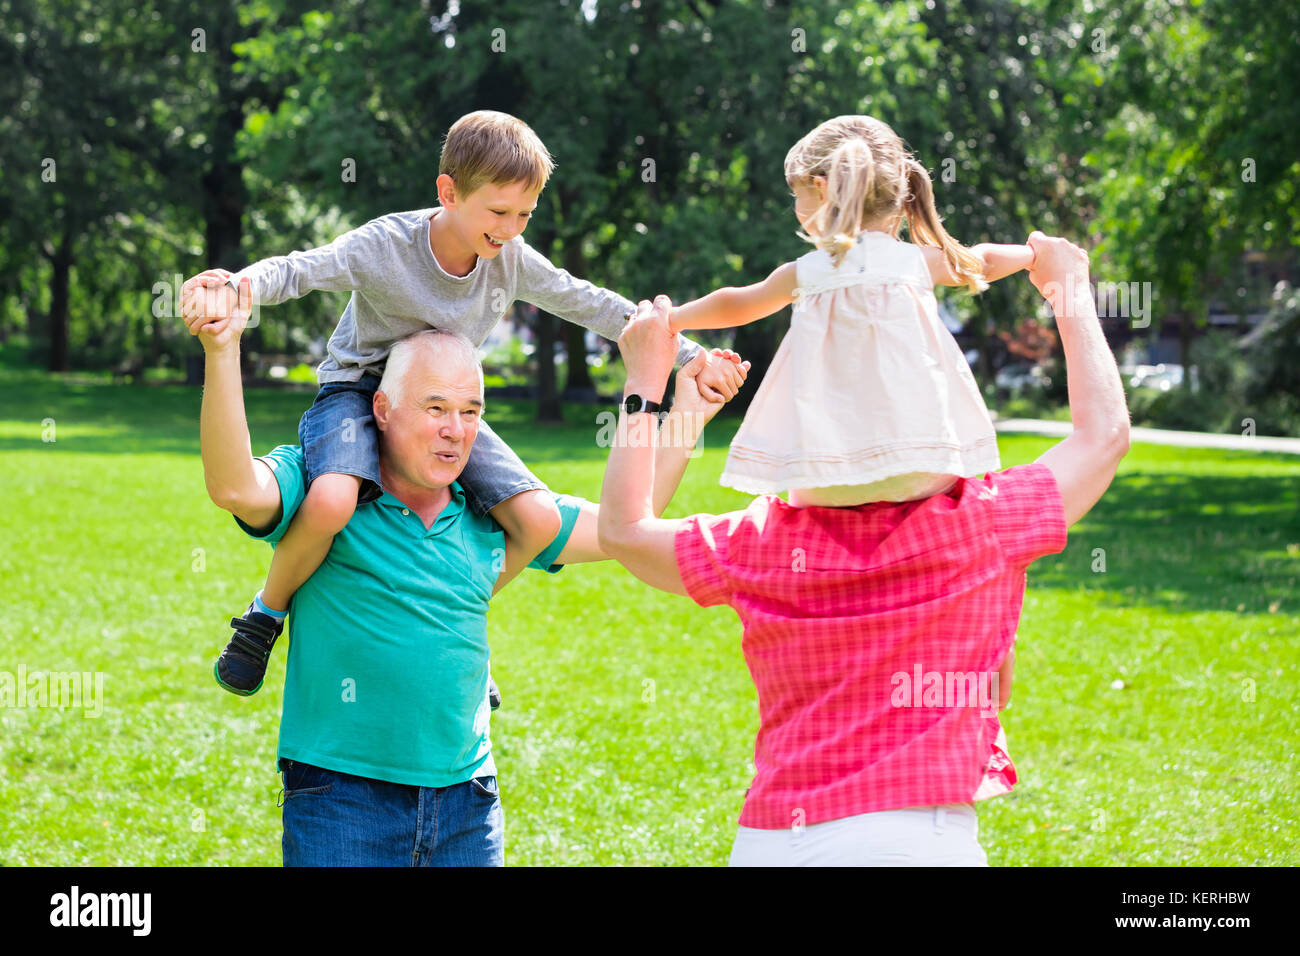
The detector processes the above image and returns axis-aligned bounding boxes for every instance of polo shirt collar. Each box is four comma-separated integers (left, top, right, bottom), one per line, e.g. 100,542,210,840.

375,480,467,537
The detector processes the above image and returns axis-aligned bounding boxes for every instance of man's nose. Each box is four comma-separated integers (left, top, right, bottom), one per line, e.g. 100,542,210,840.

441,413,466,440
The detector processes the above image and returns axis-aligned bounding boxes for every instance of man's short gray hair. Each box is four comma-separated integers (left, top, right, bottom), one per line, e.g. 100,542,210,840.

378,328,483,405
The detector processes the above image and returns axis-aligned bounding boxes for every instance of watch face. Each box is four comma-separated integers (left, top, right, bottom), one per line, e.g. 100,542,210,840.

623,395,640,414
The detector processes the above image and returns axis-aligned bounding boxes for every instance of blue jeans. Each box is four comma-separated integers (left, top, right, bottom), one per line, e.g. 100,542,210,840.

279,759,504,867
299,376,385,504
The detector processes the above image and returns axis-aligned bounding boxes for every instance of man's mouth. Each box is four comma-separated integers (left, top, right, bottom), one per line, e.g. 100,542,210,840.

485,234,505,248
435,451,459,462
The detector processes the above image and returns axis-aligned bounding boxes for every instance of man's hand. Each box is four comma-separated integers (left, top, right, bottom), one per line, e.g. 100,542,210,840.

620,295,681,401
194,276,253,353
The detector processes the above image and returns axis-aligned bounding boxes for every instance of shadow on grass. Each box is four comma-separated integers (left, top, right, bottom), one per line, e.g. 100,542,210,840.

1031,469,1300,617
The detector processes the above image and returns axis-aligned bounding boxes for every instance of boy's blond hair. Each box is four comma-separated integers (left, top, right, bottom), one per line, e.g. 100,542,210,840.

439,110,555,199
785,115,987,293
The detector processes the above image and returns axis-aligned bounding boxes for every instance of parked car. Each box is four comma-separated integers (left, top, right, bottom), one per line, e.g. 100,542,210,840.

995,362,1047,392
1129,363,1184,391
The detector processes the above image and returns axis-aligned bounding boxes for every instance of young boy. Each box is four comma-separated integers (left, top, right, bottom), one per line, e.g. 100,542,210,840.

182,110,738,696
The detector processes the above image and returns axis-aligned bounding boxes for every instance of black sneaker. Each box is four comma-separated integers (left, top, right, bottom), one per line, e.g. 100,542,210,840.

488,676,501,711
214,603,284,696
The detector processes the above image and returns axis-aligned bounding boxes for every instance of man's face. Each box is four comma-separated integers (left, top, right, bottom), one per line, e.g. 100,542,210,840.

374,351,484,490
439,176,540,261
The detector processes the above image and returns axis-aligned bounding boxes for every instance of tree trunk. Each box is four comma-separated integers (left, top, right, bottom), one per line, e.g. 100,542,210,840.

203,13,247,272
46,227,75,372
203,10,250,368
563,322,592,393
1177,309,1195,388
535,309,563,422
561,243,594,394
148,306,164,367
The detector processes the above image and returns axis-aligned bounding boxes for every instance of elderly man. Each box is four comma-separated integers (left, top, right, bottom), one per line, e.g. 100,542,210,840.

194,292,746,866
598,233,1131,865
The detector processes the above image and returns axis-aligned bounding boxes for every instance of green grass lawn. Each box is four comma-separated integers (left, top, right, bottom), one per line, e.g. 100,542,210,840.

1,370,1297,866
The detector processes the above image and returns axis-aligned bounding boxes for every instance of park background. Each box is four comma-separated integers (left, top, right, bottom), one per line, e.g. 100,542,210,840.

1,0,1297,865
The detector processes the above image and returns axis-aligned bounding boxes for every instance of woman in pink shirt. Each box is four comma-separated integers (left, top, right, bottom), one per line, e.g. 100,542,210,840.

598,232,1129,866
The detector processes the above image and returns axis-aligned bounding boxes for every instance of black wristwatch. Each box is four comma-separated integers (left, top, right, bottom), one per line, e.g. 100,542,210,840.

623,394,666,421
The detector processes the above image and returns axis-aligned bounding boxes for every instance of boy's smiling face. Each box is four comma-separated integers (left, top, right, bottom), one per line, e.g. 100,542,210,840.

435,174,540,265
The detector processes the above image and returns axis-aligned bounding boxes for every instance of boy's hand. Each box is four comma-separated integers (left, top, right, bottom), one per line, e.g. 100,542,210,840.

694,346,748,402
181,268,241,336
194,276,253,353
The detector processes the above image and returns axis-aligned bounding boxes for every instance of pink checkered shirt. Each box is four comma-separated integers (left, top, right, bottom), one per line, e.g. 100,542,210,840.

674,463,1068,829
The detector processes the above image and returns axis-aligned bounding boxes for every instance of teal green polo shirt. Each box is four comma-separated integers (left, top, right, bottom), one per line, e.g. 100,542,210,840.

236,444,581,788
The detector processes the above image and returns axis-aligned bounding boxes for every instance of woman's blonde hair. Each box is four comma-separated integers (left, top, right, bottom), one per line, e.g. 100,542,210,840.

784,115,987,293
440,110,555,199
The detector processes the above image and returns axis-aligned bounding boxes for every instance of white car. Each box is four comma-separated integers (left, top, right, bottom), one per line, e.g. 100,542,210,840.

1129,363,1184,391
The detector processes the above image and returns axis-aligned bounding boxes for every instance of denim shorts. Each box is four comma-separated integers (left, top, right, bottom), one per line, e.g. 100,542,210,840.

299,376,546,515
278,759,504,867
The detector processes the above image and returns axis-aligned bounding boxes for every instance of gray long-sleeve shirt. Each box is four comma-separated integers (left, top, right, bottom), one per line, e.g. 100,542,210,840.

231,207,701,384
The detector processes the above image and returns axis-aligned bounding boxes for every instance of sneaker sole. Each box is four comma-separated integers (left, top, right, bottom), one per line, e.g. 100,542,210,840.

214,661,263,697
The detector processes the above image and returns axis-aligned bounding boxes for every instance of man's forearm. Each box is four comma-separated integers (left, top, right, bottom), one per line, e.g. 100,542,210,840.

1053,288,1129,440
200,346,262,506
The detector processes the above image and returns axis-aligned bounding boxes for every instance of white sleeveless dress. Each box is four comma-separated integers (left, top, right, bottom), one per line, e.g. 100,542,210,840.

720,232,1001,506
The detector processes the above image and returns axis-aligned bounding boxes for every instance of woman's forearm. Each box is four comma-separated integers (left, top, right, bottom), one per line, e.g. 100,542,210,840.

651,408,706,515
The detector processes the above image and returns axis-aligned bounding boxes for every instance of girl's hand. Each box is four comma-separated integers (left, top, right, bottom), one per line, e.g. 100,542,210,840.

694,348,749,402
674,348,749,422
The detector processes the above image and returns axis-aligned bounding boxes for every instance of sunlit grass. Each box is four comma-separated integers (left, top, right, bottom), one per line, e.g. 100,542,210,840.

1,373,1296,865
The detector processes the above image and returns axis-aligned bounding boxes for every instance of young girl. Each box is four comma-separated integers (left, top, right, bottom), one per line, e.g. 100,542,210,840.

668,114,1034,508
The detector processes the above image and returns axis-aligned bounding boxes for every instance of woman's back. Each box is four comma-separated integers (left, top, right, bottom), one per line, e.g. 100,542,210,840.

675,461,1070,830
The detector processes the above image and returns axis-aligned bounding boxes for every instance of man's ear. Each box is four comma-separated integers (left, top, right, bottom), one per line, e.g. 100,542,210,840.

373,390,390,431
436,173,457,209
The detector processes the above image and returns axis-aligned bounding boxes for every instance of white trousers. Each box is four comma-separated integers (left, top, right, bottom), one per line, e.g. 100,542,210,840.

728,803,988,867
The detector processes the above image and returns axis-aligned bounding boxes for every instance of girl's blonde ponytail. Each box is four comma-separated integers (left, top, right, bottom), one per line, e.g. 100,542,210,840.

787,116,986,291
810,138,875,268
903,158,987,294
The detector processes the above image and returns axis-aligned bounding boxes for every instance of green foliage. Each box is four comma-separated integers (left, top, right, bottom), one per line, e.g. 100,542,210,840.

1125,289,1300,437
4,0,1298,420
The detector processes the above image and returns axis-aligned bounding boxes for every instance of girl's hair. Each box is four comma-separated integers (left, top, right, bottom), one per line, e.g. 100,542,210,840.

784,115,987,293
